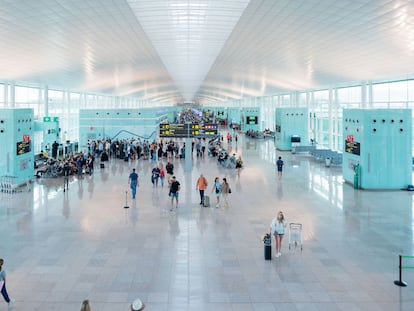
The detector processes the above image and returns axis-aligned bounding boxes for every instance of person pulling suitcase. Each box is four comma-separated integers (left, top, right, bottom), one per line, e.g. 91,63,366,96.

195,174,208,205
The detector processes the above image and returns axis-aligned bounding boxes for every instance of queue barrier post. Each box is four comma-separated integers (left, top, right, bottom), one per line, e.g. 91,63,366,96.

394,255,414,287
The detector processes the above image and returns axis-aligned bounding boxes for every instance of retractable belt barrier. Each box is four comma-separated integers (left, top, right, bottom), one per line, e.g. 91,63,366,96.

394,255,414,287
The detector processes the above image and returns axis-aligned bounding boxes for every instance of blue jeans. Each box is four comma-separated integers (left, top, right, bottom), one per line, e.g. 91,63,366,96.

1,282,10,303
130,181,137,198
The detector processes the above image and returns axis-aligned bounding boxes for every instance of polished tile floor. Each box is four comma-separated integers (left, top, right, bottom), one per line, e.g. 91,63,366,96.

1,134,414,311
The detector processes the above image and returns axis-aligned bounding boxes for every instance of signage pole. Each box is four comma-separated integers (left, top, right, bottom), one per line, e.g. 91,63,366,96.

184,123,192,172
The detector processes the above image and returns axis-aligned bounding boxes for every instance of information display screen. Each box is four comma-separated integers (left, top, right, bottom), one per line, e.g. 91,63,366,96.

159,124,188,137
246,116,258,124
17,141,31,155
191,124,218,137
345,140,360,155
160,123,218,138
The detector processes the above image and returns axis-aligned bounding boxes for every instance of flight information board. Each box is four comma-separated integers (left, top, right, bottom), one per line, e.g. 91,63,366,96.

159,123,218,138
159,124,188,137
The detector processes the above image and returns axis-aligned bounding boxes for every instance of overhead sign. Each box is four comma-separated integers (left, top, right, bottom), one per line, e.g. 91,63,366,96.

159,124,188,137
191,124,218,137
159,123,218,138
43,116,59,122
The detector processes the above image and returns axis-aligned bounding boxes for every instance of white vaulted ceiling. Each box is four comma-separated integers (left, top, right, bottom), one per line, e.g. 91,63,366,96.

1,0,414,105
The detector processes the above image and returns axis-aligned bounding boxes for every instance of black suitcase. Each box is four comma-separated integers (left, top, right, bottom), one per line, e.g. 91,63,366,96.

124,156,129,162
100,163,105,168
264,245,272,260
264,234,272,260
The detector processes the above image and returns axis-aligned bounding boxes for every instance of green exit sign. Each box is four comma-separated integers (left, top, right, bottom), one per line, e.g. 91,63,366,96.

43,116,59,122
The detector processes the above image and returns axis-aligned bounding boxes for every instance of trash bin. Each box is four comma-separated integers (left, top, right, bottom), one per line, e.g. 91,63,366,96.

263,234,272,260
325,157,331,167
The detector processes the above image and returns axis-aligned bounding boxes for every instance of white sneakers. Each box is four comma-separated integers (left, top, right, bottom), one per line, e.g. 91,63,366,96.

275,252,282,258
8,299,14,310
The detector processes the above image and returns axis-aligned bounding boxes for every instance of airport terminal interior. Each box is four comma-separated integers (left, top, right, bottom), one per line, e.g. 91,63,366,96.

2,1,414,310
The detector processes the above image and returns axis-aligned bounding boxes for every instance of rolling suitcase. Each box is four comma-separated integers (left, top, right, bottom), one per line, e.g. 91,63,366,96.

264,234,272,260
124,156,129,162
203,195,210,207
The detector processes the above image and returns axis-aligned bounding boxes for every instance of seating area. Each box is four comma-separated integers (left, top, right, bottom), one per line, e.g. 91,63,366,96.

34,153,48,168
309,148,343,166
292,145,342,166
291,145,316,154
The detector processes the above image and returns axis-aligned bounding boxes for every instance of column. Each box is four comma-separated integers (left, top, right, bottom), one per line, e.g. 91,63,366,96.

328,88,333,149
44,85,49,116
3,82,8,107
9,82,15,107
361,82,367,108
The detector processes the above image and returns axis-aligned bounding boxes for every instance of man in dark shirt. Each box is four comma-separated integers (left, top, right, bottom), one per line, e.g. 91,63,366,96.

165,162,174,186
128,168,139,199
151,165,161,187
52,141,59,159
169,176,180,211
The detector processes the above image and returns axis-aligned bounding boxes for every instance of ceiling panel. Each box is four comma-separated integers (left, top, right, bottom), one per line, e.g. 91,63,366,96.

198,0,414,103
1,1,414,105
0,0,181,102
126,0,249,101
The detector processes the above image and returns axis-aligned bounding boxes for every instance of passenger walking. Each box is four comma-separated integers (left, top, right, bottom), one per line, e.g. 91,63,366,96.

151,165,160,187
196,174,208,205
0,258,13,308
235,156,243,176
159,164,165,188
166,161,174,186
128,168,139,199
221,177,231,207
169,176,180,211
270,211,287,258
211,177,222,208
276,156,284,179
201,138,206,156
80,299,92,311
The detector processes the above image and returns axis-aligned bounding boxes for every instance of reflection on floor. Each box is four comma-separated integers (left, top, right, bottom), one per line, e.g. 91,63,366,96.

1,134,414,311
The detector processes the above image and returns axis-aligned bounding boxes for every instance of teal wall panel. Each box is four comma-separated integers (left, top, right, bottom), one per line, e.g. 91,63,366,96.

343,109,412,189
0,108,34,186
275,108,308,150
242,107,260,132
79,109,168,147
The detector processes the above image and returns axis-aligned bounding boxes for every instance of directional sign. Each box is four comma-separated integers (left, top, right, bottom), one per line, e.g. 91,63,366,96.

160,123,218,138
17,141,31,155
43,116,59,122
345,140,360,155
159,124,188,137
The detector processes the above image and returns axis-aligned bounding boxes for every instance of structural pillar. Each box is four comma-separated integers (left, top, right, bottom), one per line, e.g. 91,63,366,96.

185,137,192,172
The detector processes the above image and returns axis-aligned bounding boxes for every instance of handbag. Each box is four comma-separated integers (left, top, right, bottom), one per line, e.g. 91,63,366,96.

228,188,232,194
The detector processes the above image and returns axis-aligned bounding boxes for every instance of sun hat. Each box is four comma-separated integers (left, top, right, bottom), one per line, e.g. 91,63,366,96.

131,298,143,310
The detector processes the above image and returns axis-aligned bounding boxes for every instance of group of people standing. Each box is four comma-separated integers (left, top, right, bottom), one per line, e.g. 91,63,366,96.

196,174,231,208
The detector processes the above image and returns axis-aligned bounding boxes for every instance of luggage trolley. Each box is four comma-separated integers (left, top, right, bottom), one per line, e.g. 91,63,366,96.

288,223,303,251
